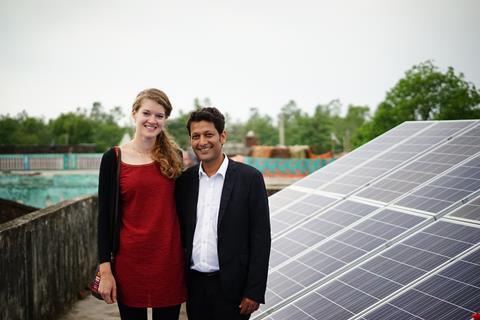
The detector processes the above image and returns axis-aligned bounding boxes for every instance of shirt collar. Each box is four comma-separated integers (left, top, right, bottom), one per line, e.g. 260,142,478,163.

198,154,229,178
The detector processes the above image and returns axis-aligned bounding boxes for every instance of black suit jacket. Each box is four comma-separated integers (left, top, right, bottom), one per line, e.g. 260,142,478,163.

175,159,271,304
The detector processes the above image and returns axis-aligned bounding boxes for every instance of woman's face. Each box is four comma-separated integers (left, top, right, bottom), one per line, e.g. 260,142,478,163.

132,98,166,139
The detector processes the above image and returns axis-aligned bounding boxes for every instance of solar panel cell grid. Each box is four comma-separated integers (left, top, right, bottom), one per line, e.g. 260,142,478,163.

356,124,480,203
294,122,435,190
270,194,337,236
269,201,378,269
320,121,474,196
396,155,480,213
262,221,480,320
268,189,308,214
363,247,480,320
260,210,426,318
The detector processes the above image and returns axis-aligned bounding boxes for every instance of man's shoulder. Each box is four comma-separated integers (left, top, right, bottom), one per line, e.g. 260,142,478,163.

177,164,199,182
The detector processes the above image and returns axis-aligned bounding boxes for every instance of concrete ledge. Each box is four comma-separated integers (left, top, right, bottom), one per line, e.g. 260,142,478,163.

0,198,38,224
0,195,98,320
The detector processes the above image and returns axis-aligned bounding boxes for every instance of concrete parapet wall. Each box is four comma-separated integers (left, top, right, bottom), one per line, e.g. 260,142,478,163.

0,198,38,224
0,196,98,320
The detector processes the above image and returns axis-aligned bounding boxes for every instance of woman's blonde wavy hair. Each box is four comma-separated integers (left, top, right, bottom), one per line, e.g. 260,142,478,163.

132,88,183,179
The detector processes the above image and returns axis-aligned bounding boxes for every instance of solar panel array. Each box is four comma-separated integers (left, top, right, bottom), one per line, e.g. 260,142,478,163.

362,246,480,320
254,120,480,320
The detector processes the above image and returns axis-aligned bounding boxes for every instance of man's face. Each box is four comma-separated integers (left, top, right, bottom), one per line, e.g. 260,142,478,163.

189,120,226,164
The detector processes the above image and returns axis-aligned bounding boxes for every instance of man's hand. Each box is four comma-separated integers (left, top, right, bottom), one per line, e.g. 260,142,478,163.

239,297,259,315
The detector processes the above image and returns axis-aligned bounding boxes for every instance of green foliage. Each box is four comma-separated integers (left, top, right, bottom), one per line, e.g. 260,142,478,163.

354,61,480,146
166,110,191,149
244,108,278,146
331,104,370,151
0,111,51,145
0,99,367,154
166,98,209,150
48,103,127,152
224,113,246,144
165,99,368,154
283,102,334,153
0,104,128,152
49,110,95,145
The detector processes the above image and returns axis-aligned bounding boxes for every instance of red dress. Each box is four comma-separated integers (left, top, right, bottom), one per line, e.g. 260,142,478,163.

114,161,186,307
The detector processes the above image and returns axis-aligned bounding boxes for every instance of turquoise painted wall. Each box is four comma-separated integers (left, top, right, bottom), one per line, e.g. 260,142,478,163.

0,174,98,208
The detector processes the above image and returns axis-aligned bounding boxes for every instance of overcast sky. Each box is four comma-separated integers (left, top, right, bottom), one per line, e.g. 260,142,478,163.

1,0,479,123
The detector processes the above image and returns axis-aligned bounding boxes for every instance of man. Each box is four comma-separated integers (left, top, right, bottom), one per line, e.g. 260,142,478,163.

175,107,271,320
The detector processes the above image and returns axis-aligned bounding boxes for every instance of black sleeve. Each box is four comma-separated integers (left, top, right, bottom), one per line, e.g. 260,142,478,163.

244,169,271,304
97,148,116,263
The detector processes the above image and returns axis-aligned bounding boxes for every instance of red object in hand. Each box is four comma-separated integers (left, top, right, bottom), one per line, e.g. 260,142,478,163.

472,313,480,320
89,268,103,300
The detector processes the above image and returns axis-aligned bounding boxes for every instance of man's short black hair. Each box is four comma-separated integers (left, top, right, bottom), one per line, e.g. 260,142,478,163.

186,107,225,135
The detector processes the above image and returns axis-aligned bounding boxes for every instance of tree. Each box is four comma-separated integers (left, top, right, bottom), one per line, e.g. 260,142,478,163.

47,103,127,151
244,108,278,146
331,104,369,151
287,104,334,153
224,113,246,144
90,103,127,152
166,110,191,149
48,109,95,145
0,111,50,145
354,61,480,146
280,100,337,153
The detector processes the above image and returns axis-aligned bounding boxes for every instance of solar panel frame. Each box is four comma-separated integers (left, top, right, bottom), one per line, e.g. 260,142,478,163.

447,193,480,223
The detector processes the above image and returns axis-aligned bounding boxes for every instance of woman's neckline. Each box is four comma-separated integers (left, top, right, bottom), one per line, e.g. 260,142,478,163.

120,160,156,167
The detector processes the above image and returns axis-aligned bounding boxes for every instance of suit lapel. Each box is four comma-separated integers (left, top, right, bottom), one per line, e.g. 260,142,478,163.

217,160,238,227
190,165,200,229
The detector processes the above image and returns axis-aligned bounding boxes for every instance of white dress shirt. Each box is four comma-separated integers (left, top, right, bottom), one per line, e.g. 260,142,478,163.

191,155,229,272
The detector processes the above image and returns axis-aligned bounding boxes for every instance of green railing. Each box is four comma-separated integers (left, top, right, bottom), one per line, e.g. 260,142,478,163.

0,154,103,170
243,156,335,177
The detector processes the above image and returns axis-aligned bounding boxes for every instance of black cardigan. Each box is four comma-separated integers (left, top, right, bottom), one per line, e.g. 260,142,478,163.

97,147,121,263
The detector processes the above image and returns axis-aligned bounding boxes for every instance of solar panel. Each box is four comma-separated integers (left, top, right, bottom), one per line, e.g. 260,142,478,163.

270,193,338,237
261,220,480,320
321,121,475,195
293,122,436,190
448,193,480,222
356,123,480,203
255,121,480,320
268,189,310,214
269,200,378,269
259,208,428,317
395,154,480,214
361,246,480,320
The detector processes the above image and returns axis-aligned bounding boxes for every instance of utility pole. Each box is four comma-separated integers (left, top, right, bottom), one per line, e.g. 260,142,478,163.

278,113,285,146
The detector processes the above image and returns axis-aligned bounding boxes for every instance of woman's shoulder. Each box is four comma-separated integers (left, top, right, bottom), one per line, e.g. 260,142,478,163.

100,147,119,162
103,147,118,156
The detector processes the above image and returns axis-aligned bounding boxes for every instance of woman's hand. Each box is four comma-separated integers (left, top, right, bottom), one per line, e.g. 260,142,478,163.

98,262,117,304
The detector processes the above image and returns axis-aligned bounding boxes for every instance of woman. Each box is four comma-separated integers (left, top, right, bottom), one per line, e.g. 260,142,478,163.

97,88,186,320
